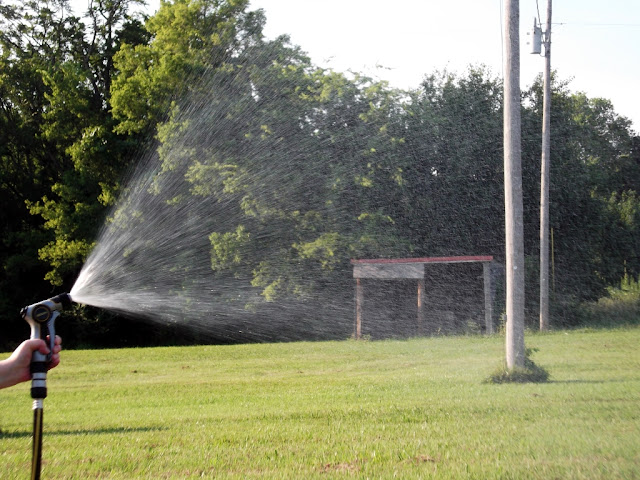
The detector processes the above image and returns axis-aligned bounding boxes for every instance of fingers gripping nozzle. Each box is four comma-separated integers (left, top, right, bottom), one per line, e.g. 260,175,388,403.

20,293,72,399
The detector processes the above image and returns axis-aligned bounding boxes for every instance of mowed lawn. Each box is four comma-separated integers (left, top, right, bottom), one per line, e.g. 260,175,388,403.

1,327,639,479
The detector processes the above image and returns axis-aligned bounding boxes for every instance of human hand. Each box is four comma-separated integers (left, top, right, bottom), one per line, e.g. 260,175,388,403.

0,336,62,390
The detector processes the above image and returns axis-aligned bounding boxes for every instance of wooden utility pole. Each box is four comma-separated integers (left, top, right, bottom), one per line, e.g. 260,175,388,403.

539,0,552,331
503,0,526,368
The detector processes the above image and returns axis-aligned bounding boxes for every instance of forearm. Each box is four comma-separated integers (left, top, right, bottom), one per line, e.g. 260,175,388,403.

0,338,62,390
0,357,29,389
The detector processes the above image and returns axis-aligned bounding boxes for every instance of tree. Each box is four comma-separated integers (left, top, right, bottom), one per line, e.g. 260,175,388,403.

30,0,150,287
0,0,150,344
111,0,412,305
0,0,88,340
401,68,504,257
523,75,640,325
3,0,639,346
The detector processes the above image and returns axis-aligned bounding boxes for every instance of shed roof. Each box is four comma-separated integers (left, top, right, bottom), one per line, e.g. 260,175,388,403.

351,256,493,265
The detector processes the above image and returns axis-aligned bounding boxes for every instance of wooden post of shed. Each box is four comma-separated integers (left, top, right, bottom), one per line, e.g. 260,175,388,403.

417,278,425,334
483,262,494,334
355,278,363,339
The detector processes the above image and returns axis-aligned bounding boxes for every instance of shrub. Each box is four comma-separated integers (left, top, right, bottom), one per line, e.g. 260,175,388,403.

485,348,550,384
577,273,640,328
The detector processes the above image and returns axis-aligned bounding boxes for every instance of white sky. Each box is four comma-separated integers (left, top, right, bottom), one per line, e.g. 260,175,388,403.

248,0,640,131
73,0,640,131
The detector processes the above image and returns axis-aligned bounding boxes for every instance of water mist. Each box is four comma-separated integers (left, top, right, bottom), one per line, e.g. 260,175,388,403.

70,55,356,343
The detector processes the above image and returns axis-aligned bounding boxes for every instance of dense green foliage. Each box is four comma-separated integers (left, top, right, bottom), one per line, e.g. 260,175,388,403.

579,271,640,328
1,328,639,478
1,0,639,346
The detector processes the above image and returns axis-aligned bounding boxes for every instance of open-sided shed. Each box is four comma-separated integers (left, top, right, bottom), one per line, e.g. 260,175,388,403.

351,256,500,338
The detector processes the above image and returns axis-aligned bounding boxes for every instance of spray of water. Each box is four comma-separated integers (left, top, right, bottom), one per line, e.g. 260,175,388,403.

68,39,498,343
69,53,358,342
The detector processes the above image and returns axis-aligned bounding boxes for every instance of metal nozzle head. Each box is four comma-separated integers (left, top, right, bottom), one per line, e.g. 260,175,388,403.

21,292,72,377
20,293,73,323
50,293,72,309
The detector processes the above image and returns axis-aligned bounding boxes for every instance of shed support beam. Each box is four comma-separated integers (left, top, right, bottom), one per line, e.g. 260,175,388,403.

417,278,425,335
483,262,494,334
355,278,363,339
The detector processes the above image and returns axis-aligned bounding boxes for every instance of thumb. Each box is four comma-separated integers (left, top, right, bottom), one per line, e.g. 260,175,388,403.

24,338,50,356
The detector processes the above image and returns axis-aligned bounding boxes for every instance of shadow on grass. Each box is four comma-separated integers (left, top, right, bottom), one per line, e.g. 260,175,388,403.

0,426,167,439
549,378,638,384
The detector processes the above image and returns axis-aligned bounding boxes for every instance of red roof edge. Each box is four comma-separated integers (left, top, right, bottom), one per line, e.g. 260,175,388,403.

350,256,493,265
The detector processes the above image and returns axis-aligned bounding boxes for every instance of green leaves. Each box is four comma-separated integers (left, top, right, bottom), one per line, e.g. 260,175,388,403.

37,238,94,286
209,225,250,272
2,0,640,343
294,232,343,271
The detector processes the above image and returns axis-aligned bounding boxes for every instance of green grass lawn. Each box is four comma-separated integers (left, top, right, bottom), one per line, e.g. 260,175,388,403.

1,327,639,478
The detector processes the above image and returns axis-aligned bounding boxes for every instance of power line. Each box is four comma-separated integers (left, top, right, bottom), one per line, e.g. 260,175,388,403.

553,22,640,27
499,0,504,80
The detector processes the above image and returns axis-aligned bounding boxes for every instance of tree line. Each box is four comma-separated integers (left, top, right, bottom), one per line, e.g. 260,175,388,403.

2,0,639,347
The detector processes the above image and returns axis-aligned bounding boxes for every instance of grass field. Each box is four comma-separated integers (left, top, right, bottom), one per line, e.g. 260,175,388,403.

1,327,639,479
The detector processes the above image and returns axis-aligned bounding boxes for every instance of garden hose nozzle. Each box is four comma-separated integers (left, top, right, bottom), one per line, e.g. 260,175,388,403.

21,293,72,480
20,293,72,399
